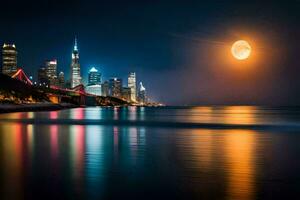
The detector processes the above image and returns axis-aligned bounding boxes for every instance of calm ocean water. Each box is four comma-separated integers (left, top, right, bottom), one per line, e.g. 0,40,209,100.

0,106,300,199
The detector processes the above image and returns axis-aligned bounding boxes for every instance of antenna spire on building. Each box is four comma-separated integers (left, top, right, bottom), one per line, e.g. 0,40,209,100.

140,82,145,91
74,36,78,51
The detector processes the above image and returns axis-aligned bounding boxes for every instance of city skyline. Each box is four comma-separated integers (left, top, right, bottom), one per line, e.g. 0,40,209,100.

1,1,300,105
0,2,300,200
1,38,150,105
1,39,148,101
1,39,145,92
0,38,143,87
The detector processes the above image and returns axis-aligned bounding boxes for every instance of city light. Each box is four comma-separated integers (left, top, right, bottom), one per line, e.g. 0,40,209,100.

0,38,157,107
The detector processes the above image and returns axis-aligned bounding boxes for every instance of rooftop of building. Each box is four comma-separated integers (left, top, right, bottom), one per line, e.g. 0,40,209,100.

89,67,98,73
2,43,16,48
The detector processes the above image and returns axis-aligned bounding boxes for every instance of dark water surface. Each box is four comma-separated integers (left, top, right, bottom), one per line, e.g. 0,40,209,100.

0,106,300,199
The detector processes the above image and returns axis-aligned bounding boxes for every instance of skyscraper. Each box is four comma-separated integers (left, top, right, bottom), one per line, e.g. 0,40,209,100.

45,59,58,86
37,67,49,86
70,37,81,88
122,87,131,102
2,43,17,75
109,78,122,98
101,81,109,97
128,72,136,102
58,71,65,88
88,67,101,85
138,82,146,104
45,59,57,78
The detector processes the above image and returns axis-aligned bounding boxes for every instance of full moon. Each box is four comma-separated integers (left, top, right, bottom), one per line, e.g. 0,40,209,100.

231,40,251,60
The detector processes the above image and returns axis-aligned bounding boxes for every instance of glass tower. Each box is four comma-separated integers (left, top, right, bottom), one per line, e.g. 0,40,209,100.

2,43,17,76
88,67,101,85
45,59,57,78
128,72,136,102
70,37,81,88
138,82,146,104
109,78,122,98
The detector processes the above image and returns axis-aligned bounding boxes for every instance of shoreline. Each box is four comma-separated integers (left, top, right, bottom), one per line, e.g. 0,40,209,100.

0,103,78,114
0,103,163,114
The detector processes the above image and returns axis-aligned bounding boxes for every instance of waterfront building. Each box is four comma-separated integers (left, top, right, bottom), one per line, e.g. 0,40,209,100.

45,59,58,86
128,72,136,102
70,37,81,88
2,43,17,75
86,84,102,96
109,78,122,98
101,81,109,97
37,67,49,86
138,82,146,104
88,67,101,85
58,71,65,88
45,59,57,78
122,87,131,102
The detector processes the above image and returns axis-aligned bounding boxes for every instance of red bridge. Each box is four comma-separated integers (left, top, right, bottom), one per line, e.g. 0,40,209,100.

11,69,33,85
11,68,95,105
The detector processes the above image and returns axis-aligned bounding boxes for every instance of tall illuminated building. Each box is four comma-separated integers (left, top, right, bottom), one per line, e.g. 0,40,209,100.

45,59,57,78
138,82,146,104
109,78,122,98
58,71,65,88
86,67,101,96
70,37,81,88
88,67,101,85
2,43,17,75
45,59,58,86
128,72,136,102
122,87,131,102
37,67,49,86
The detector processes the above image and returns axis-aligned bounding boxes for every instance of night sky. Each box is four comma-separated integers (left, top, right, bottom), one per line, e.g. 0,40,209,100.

1,1,300,105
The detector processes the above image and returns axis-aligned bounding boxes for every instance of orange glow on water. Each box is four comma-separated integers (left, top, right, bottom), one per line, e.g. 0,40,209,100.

27,125,34,156
223,106,257,125
175,128,257,199
190,130,213,171
2,122,23,199
184,106,258,125
50,125,59,158
225,130,256,200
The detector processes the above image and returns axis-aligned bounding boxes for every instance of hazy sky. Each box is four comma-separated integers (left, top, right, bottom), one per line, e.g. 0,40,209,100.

1,1,300,105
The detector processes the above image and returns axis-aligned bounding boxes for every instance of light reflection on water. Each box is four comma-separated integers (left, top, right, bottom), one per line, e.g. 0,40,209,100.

224,130,256,200
2,105,299,126
85,125,105,197
0,106,300,199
